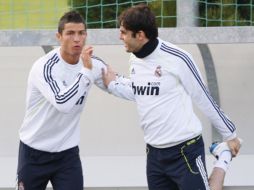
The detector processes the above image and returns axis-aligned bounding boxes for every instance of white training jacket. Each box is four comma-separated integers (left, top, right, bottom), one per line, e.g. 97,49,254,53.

108,38,236,148
19,47,107,152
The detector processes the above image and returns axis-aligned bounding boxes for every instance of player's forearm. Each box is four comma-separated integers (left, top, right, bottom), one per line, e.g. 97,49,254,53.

108,80,135,101
39,68,94,113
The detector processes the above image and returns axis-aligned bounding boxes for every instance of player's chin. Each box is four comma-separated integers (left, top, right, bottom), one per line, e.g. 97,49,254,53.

125,47,132,53
72,51,82,57
73,49,82,55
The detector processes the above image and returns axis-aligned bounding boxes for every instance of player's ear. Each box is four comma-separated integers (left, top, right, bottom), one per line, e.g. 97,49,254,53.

137,30,146,40
56,32,61,42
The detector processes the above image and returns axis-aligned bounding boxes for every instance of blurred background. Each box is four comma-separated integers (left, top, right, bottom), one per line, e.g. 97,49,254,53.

0,0,253,29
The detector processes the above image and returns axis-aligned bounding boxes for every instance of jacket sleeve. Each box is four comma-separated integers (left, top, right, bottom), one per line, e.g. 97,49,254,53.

30,62,94,113
176,52,236,141
90,56,109,92
107,75,135,101
90,56,135,101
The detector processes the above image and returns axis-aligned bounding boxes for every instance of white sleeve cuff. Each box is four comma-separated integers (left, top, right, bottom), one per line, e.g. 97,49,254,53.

108,81,117,93
80,67,94,83
223,132,237,141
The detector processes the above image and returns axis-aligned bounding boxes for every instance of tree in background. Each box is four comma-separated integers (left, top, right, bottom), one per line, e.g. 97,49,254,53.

198,0,253,26
68,0,176,28
68,0,252,28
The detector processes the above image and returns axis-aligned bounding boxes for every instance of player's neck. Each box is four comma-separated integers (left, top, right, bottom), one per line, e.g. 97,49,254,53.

133,38,158,58
60,51,79,65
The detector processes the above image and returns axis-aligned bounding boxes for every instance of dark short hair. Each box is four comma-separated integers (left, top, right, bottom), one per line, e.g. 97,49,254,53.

58,10,86,34
119,4,158,40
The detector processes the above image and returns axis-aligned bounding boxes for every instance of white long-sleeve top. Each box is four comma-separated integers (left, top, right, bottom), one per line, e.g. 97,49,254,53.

108,38,236,148
19,47,107,152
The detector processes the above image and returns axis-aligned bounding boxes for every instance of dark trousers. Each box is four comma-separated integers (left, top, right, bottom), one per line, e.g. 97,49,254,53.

146,136,210,190
17,141,83,190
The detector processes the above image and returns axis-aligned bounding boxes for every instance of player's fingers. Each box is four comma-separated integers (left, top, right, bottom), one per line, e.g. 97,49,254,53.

81,46,93,70
233,138,242,156
107,65,117,76
232,143,241,157
101,68,106,78
86,47,93,55
106,65,112,73
81,46,93,58
231,148,237,157
82,46,93,52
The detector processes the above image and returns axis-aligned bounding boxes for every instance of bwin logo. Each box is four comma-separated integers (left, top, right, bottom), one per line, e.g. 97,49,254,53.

132,82,160,95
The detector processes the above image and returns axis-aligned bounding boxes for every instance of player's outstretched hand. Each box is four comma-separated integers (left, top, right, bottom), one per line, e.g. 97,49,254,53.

102,65,116,88
227,137,242,157
81,46,93,70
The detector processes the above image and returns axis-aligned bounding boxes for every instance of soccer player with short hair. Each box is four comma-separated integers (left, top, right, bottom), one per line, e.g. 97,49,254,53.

17,10,108,190
99,4,242,190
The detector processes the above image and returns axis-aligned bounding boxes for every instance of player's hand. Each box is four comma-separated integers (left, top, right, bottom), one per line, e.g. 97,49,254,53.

227,137,242,157
81,46,93,70
102,65,116,87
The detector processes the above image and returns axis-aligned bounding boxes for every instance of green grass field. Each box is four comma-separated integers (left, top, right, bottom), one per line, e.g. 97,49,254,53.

0,0,69,29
